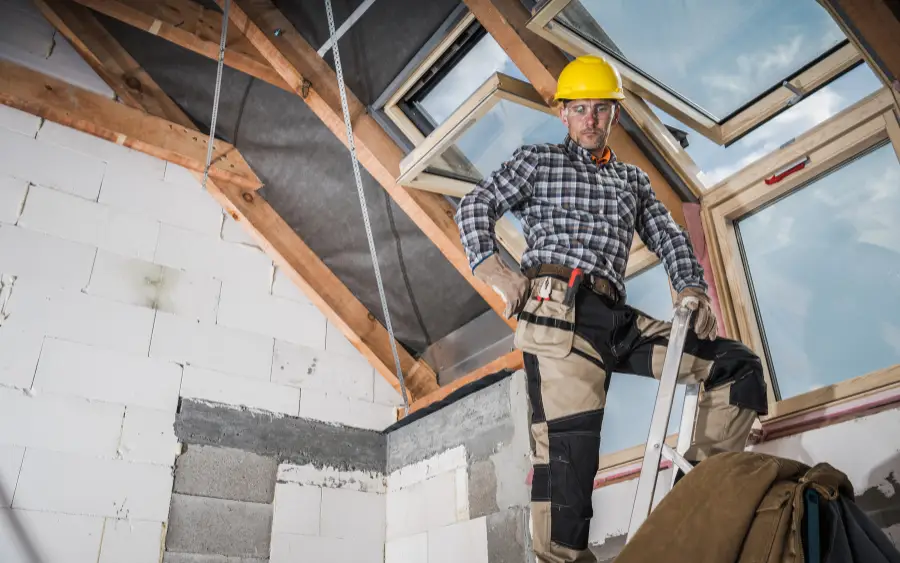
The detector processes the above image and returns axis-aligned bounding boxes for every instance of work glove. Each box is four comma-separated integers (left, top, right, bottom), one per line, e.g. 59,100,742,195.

473,254,530,319
676,286,718,340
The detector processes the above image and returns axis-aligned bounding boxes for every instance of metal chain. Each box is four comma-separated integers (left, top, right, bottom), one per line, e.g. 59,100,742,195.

202,0,231,191
325,0,411,414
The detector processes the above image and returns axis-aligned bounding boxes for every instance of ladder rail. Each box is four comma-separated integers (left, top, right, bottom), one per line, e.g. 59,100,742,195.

626,304,695,541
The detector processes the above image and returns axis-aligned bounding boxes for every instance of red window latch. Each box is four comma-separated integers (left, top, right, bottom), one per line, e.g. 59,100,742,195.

765,156,810,185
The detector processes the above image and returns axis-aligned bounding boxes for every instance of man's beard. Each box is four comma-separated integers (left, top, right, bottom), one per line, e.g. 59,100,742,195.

577,130,607,150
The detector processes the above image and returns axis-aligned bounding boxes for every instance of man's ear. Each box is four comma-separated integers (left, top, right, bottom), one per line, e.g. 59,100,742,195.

558,102,569,127
612,102,621,126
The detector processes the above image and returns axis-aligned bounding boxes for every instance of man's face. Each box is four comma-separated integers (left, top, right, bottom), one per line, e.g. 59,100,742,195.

559,99,619,152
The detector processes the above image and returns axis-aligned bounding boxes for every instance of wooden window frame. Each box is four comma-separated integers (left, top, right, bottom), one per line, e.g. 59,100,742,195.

383,11,479,147
526,0,865,147
705,87,900,424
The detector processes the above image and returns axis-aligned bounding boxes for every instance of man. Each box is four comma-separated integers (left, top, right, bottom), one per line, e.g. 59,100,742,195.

455,55,768,562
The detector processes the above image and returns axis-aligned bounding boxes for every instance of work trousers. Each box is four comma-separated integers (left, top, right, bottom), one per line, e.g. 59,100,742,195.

518,274,768,563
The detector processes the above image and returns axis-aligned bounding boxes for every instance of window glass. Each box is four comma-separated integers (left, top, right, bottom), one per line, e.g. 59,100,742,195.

737,143,900,399
426,99,567,183
559,0,845,120
651,63,883,187
415,34,527,127
600,263,688,456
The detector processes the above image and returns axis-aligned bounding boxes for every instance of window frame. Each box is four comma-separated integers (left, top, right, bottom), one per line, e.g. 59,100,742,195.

704,86,900,422
526,0,865,147
382,11,479,146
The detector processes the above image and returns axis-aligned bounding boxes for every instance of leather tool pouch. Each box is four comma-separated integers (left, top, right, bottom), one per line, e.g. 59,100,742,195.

514,276,576,359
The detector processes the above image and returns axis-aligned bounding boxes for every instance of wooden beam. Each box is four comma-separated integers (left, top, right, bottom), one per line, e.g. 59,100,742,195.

0,59,261,191
34,0,193,127
70,0,291,92
404,349,524,417
820,0,900,106
219,0,516,328
463,0,689,225
30,5,440,400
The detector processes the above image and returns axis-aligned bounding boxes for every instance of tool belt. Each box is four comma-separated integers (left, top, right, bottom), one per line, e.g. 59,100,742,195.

515,264,618,360
524,264,620,303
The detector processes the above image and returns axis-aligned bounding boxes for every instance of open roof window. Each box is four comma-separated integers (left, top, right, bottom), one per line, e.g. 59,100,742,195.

528,0,863,145
382,12,528,146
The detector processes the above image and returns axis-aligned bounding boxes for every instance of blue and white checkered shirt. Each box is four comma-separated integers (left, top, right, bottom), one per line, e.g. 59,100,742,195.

455,136,706,299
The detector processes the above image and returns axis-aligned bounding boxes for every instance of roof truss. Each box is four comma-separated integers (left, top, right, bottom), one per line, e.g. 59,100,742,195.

25,0,441,401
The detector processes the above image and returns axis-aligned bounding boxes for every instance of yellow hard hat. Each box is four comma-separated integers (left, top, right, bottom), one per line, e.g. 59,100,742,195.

554,55,625,102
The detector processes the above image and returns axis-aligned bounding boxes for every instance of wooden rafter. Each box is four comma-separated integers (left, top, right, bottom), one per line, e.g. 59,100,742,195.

70,0,290,91
27,0,440,401
216,0,516,328
462,0,693,222
0,59,260,191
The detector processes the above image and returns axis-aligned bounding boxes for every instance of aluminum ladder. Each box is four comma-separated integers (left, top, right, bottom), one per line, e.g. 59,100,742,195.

626,301,701,541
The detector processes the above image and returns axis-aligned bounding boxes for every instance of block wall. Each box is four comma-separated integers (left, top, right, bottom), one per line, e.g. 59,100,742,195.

0,102,401,562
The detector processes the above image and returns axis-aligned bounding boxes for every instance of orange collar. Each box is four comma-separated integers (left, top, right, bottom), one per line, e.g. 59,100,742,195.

590,147,612,166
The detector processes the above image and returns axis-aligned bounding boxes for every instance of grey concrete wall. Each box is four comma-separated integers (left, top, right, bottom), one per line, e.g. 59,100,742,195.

387,371,534,562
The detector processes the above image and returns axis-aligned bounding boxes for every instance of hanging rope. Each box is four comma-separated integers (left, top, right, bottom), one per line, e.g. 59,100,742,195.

324,0,412,414
202,0,231,191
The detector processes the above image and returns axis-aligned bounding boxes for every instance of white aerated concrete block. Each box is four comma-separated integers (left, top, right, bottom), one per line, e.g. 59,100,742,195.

0,509,104,563
180,366,300,417
19,185,160,261
278,463,386,494
0,326,43,389
0,224,96,289
0,129,106,200
5,281,156,356
387,446,467,493
386,481,428,540
299,389,396,431
325,321,366,357
98,519,165,563
221,214,259,247
272,483,321,536
0,445,25,506
271,268,313,305
218,284,327,349
99,167,222,235
163,162,199,187
321,488,386,543
36,122,166,180
0,104,41,137
375,372,404,406
150,312,273,381
33,338,182,411
0,0,53,57
85,251,221,323
14,448,174,521
386,468,464,540
385,533,428,563
0,387,124,456
154,224,272,291
119,407,180,466
427,517,489,563
270,534,383,563
271,340,375,401
0,176,28,224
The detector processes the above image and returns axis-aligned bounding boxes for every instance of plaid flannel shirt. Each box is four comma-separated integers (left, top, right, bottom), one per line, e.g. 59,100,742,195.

455,136,706,299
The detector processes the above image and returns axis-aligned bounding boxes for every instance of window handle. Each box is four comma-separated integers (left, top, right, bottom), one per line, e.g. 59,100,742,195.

765,156,810,185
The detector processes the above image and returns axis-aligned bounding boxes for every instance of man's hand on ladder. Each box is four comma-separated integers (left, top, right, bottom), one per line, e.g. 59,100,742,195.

675,287,717,340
